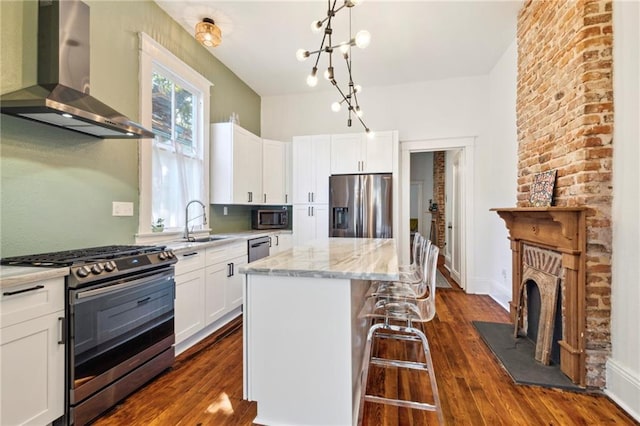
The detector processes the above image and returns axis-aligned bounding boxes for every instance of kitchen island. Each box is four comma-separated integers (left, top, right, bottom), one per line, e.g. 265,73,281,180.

240,238,398,426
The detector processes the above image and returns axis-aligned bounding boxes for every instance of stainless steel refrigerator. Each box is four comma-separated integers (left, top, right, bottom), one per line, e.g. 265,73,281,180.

329,173,393,238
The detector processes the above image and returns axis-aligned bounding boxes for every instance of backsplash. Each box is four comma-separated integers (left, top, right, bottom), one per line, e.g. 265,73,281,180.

209,205,292,233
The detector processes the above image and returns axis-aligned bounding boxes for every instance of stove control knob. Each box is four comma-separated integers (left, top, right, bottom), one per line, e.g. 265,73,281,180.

104,261,116,272
76,266,91,278
167,251,175,259
91,264,104,275
158,251,167,260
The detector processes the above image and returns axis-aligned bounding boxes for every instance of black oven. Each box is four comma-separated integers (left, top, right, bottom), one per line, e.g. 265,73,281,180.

68,268,175,425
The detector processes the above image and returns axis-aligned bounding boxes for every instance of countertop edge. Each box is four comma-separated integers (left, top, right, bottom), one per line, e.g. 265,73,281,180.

0,266,69,289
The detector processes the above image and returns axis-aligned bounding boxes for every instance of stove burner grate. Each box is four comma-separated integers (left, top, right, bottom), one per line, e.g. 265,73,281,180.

0,245,165,267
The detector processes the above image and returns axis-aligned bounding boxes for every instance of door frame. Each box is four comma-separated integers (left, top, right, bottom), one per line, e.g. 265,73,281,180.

398,137,475,292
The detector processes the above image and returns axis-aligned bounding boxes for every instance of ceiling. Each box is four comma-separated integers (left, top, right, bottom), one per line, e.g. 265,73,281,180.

155,1,522,97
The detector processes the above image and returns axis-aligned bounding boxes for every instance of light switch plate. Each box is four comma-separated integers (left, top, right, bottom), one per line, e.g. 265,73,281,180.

112,201,134,216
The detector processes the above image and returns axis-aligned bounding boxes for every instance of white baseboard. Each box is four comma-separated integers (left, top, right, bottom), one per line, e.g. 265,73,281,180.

605,358,640,422
175,307,242,356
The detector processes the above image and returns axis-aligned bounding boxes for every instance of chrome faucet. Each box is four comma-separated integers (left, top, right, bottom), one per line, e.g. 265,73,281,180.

184,199,207,242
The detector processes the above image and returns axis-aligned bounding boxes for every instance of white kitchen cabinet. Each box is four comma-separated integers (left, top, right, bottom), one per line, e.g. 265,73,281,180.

330,130,394,174
204,241,247,324
262,139,286,204
292,135,331,204
293,204,329,246
269,232,293,255
0,278,65,426
174,250,206,344
211,123,263,204
285,142,292,204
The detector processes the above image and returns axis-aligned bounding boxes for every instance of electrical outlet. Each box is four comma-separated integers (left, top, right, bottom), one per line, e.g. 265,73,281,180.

223,206,228,216
501,269,507,281
112,201,134,216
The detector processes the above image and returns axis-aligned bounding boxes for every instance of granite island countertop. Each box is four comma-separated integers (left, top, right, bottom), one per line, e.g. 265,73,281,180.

239,237,399,281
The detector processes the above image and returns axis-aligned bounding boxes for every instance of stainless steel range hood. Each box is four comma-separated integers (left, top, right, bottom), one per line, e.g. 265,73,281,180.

0,0,154,139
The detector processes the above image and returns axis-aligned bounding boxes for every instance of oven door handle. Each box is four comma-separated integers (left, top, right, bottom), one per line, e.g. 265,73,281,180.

75,269,174,300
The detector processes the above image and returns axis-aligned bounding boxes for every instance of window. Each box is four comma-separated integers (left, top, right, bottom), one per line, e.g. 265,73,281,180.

138,33,212,239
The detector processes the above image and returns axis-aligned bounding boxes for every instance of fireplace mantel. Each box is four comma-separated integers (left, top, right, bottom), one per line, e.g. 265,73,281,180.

492,207,587,386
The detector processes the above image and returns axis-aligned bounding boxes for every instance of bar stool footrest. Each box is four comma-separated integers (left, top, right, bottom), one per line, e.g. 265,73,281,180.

364,394,438,412
370,356,429,371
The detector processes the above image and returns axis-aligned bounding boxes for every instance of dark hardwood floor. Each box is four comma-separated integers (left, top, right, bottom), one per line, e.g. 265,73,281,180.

94,270,637,425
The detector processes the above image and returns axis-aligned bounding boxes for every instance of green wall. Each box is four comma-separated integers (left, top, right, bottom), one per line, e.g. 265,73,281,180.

0,0,260,257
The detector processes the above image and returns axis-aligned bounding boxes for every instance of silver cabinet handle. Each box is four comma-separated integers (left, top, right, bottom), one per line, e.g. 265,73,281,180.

285,194,288,203
58,317,66,344
227,263,233,277
311,192,315,203
264,193,267,203
276,235,279,246
308,206,311,216
182,252,199,257
308,192,311,202
311,206,314,216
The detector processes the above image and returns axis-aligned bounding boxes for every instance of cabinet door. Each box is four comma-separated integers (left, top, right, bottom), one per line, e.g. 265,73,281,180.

293,205,316,246
330,133,363,174
233,127,263,204
312,135,331,204
262,139,286,204
1,310,65,426
204,264,227,325
292,136,314,204
285,142,292,204
364,130,394,173
313,204,329,240
277,233,293,251
226,255,247,309
175,269,206,344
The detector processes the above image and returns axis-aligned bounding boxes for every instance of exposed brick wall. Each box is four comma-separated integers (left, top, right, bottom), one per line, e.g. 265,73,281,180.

517,0,613,387
433,151,446,250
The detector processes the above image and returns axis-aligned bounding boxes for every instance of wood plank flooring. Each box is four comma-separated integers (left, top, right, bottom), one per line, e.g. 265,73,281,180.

94,270,637,425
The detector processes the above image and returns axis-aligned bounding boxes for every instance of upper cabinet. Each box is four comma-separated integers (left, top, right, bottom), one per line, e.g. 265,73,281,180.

262,139,287,205
211,123,263,204
292,135,331,204
330,130,395,174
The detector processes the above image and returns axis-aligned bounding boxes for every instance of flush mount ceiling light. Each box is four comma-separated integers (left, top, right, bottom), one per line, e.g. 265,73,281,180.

297,0,373,136
195,18,222,48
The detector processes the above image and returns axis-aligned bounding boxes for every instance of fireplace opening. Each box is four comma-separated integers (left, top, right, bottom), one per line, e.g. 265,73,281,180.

525,279,563,365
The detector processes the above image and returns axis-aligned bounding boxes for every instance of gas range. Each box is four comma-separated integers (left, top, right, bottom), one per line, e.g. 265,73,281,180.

1,244,176,288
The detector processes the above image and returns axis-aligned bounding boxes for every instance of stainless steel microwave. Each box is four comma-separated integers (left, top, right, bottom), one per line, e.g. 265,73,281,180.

252,209,289,229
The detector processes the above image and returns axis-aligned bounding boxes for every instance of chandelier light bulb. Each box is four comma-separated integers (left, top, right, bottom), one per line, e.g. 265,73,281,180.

355,30,371,49
355,106,363,117
354,84,362,93
366,129,375,139
339,43,350,54
311,20,323,33
331,102,342,112
296,49,310,62
324,67,334,80
307,67,319,87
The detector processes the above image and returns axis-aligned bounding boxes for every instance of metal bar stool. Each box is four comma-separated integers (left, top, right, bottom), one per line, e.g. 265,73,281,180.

357,244,443,425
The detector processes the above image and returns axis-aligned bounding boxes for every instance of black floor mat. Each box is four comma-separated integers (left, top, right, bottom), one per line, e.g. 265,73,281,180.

472,321,582,391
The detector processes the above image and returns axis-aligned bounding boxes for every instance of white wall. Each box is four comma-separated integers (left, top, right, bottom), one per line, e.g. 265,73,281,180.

474,39,518,308
607,0,640,420
261,76,488,142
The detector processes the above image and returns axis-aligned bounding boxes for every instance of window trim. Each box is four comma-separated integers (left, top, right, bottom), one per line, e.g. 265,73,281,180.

137,33,212,242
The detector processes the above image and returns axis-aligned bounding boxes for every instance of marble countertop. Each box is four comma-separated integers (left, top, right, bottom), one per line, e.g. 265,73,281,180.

0,265,69,289
239,238,399,281
165,230,290,253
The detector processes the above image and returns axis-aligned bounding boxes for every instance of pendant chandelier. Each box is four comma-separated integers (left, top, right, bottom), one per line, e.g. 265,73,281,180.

296,0,373,136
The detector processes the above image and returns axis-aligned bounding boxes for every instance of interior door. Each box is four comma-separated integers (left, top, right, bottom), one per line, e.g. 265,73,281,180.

449,150,463,286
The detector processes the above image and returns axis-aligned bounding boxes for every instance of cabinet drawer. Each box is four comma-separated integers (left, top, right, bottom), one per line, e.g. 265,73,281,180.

174,250,206,275
205,242,247,266
1,278,65,329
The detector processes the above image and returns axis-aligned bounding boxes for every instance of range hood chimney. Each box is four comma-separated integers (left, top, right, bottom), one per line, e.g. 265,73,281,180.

0,0,154,139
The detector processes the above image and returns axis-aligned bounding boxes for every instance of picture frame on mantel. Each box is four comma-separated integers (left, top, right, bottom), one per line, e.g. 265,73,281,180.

529,170,557,207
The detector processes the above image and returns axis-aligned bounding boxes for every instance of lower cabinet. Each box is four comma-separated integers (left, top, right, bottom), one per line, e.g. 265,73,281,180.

0,278,65,426
270,232,293,255
174,241,248,351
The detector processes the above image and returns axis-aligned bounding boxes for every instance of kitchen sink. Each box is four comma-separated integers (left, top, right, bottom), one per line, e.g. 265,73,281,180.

183,236,229,243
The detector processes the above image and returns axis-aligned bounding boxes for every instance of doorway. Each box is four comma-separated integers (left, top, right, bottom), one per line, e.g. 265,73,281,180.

399,137,475,292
